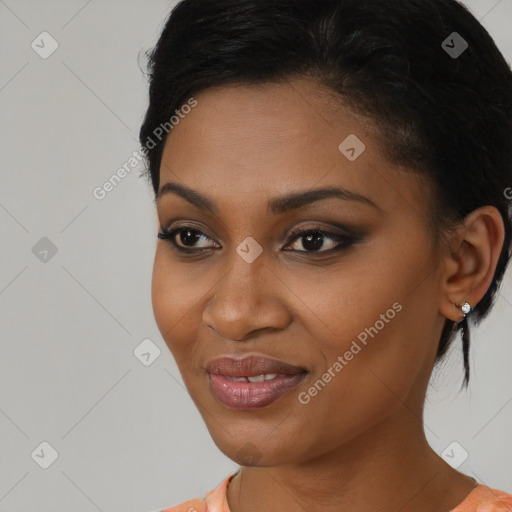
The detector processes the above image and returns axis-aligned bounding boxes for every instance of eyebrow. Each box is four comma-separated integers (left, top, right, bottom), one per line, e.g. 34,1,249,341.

156,181,380,215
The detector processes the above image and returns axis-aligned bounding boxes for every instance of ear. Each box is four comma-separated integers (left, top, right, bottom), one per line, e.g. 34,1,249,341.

438,206,505,322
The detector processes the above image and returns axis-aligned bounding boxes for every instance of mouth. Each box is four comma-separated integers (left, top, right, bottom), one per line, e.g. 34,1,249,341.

205,354,308,409
205,354,308,377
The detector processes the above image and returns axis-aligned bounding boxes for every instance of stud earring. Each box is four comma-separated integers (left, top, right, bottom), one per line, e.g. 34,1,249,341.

457,301,472,318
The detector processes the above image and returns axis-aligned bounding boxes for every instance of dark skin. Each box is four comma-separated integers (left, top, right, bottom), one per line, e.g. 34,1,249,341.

151,77,505,512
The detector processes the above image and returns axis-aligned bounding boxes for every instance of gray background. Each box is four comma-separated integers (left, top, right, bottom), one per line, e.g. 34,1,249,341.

0,1,511,511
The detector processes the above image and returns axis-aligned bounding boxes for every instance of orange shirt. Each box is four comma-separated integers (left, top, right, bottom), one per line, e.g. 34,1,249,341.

160,472,512,512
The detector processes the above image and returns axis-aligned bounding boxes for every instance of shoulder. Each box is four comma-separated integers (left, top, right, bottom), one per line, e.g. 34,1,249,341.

159,472,238,512
451,484,512,511
160,497,208,512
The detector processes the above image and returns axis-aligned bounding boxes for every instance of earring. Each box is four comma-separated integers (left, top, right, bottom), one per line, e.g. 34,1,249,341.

457,301,472,318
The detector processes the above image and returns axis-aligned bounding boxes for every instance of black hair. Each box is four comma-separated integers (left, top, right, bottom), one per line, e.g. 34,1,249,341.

139,0,512,387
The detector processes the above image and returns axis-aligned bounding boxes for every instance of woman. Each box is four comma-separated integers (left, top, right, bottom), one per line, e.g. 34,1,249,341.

139,0,512,510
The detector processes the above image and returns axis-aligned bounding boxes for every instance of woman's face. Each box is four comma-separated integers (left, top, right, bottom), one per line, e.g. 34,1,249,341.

152,77,449,466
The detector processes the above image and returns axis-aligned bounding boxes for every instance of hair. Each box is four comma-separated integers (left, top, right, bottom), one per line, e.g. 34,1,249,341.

139,0,512,387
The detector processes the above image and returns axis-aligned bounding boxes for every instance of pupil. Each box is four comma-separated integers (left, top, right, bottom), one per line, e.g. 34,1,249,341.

303,232,323,251
181,229,200,246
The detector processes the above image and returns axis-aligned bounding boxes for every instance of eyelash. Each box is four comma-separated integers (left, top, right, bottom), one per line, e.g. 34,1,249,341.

157,224,358,255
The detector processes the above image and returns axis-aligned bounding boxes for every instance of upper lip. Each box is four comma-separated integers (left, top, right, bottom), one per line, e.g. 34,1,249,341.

205,354,308,377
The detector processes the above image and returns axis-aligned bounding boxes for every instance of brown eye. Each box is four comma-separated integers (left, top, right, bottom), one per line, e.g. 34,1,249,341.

284,229,355,253
157,225,358,255
157,227,217,251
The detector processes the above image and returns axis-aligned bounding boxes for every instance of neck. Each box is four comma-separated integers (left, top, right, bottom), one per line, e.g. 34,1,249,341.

226,406,476,512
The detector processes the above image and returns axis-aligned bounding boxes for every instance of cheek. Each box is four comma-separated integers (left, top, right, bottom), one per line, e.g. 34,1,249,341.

151,250,202,359
151,252,173,336
293,238,434,408
295,311,426,448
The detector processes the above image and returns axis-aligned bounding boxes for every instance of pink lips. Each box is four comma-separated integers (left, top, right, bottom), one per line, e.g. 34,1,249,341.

205,354,308,409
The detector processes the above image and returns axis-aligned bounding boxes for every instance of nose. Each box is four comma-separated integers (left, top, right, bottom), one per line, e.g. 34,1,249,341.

202,254,291,342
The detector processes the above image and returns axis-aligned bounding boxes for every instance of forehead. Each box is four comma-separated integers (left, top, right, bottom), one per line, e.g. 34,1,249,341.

158,78,429,218
164,77,372,163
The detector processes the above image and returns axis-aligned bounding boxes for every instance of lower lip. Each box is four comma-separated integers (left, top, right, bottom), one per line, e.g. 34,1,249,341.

208,372,307,409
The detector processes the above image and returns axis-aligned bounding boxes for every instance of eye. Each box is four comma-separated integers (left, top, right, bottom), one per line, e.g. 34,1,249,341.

157,226,218,252
283,227,355,253
157,224,357,254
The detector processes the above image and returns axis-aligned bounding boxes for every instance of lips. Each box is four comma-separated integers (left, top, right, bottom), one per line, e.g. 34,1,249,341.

205,354,308,378
208,372,308,409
